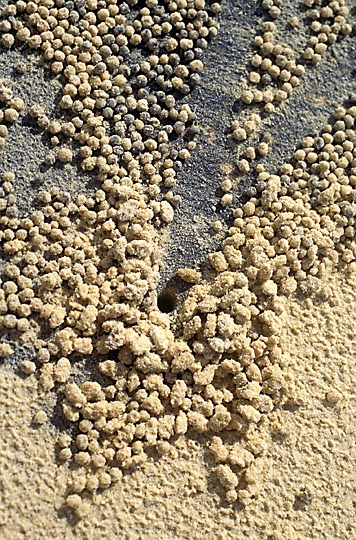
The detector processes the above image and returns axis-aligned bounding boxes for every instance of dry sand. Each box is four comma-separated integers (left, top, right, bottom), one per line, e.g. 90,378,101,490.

1,0,355,537
1,267,355,540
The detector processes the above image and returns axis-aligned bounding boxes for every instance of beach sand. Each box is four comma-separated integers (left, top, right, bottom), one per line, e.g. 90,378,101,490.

1,268,355,540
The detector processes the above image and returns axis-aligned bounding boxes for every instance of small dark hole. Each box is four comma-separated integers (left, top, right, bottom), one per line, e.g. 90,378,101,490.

232,99,243,114
157,289,178,313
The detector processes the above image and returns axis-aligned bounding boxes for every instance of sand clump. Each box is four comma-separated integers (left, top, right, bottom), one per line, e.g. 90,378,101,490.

224,0,353,202
0,99,355,509
175,100,356,501
0,0,355,518
0,79,25,148
241,0,352,112
1,268,356,539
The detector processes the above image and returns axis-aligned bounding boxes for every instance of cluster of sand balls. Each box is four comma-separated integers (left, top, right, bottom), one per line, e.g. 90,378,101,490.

1,96,355,509
222,0,353,206
261,0,282,21
240,0,352,112
227,0,352,187
0,79,25,149
0,0,356,515
174,100,356,502
0,0,220,194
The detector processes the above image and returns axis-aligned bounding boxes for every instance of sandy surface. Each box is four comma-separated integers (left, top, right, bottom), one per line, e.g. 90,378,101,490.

1,267,355,540
1,0,355,538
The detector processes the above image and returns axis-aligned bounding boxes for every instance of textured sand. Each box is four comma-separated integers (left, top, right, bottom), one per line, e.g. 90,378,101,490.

1,0,355,537
1,267,355,540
